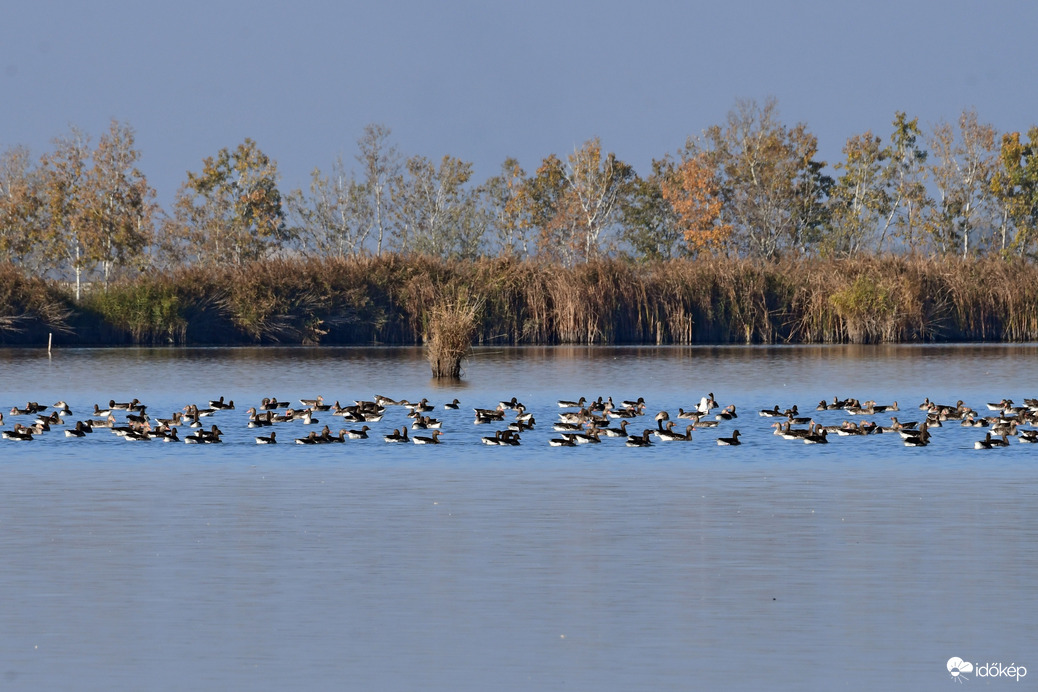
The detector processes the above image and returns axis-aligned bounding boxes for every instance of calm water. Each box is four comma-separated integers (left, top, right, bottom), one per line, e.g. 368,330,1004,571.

1,345,1036,691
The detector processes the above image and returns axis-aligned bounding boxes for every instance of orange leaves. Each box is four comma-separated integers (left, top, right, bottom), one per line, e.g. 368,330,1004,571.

661,154,731,254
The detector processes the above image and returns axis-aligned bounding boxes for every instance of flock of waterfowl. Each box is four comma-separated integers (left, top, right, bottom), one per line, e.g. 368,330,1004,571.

3,391,1037,452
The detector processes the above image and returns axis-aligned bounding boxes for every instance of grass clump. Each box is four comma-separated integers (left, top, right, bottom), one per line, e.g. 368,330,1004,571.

427,292,483,378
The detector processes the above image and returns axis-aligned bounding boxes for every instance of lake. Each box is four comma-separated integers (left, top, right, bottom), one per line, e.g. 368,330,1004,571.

1,344,1036,691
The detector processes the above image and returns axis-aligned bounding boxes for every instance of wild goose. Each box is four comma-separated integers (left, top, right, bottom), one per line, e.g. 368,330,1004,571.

65,421,90,438
656,421,693,441
383,428,410,443
412,430,443,445
255,430,277,444
625,429,654,447
346,425,370,439
2,423,34,441
717,430,742,446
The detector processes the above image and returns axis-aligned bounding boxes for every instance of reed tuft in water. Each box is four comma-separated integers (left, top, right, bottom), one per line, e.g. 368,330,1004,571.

427,293,482,378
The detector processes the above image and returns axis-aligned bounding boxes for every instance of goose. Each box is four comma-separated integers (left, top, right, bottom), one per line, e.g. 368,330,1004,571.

497,430,521,446
412,430,443,445
374,394,401,407
557,396,586,408
412,416,442,430
549,436,576,447
622,396,646,409
655,410,670,432
92,403,112,417
507,419,535,433
498,396,523,411
759,405,783,417
383,428,409,443
1018,430,1038,443
209,396,235,410
444,398,461,410
109,398,137,411
185,428,221,444
88,414,116,429
326,429,348,443
300,410,319,425
717,430,742,446
156,411,184,427
898,421,930,440
715,404,737,421
974,433,994,450
592,419,628,438
153,427,180,443
2,423,34,441
698,393,718,413
65,421,90,438
407,398,434,414
260,397,288,410
564,428,601,445
295,431,319,445
9,404,35,416
656,421,692,442
676,408,700,420
53,401,72,416
299,395,324,408
482,430,505,445
346,425,370,440
989,433,1011,448
902,423,930,447
625,429,654,447
803,427,829,444
246,408,273,428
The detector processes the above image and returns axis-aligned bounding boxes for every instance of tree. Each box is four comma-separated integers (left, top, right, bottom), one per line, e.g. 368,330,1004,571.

824,132,889,257
79,120,154,288
990,127,1038,255
38,128,91,299
620,157,683,260
0,146,44,268
289,158,371,258
877,112,930,253
481,158,533,258
356,123,402,257
393,154,483,258
562,138,634,261
927,109,999,256
165,138,287,267
660,152,732,255
701,98,831,258
526,153,578,262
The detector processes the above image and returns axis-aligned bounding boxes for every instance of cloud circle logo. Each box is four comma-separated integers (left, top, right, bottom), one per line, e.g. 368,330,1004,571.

947,657,973,678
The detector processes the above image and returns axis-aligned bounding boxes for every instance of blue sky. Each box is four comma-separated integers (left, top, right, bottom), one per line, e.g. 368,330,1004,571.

2,0,1035,206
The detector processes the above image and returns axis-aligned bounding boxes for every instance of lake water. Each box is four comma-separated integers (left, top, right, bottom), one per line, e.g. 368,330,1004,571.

1,344,1036,691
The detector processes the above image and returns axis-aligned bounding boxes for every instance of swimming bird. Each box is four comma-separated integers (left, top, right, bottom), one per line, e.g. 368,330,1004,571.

548,436,576,447
3,423,34,440
383,428,409,443
803,426,828,444
557,396,586,408
625,429,654,447
64,421,90,438
717,429,742,446
444,398,461,410
413,430,443,445
346,425,370,439
294,431,319,445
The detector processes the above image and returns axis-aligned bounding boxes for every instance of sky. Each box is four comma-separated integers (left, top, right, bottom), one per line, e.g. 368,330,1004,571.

2,0,1036,208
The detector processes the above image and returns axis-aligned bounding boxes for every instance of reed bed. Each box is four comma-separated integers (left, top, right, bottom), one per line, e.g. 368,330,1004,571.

3,255,1037,346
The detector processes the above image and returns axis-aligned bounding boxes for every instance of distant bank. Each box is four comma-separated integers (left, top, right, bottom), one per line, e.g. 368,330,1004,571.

1,255,1036,347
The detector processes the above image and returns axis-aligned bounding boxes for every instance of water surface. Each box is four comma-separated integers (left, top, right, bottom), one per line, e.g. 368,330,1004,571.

1,345,1035,690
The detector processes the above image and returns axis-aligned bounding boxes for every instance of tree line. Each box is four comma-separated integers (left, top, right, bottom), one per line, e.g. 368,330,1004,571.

2,98,1037,296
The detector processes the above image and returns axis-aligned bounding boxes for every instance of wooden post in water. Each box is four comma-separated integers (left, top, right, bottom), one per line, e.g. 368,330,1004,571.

48,332,52,354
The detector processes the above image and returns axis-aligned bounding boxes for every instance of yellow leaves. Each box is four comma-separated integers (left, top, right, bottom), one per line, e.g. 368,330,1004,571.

661,154,731,254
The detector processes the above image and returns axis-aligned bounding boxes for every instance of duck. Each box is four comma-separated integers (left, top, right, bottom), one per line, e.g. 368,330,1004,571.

717,430,742,446
413,430,443,445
